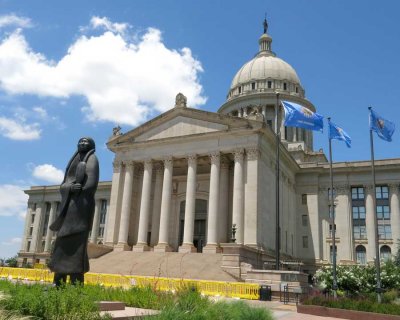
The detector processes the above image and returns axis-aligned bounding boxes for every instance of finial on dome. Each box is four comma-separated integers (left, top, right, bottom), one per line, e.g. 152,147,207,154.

263,15,268,34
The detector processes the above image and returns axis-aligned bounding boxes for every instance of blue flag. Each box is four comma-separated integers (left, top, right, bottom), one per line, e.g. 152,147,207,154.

369,109,395,142
328,121,351,148
281,101,324,132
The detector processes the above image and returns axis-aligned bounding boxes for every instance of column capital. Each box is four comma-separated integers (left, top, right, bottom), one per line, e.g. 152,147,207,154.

336,184,350,195
112,160,123,173
220,156,230,169
123,160,135,170
154,163,164,174
143,159,152,171
162,156,173,169
389,183,400,193
233,148,244,162
364,184,374,193
186,154,197,165
246,148,260,161
209,152,220,165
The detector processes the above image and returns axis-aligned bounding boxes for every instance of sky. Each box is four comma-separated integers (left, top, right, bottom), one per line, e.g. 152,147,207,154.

0,0,399,259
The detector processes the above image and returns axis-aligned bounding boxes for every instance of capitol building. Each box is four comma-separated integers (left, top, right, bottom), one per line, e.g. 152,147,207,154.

17,20,400,276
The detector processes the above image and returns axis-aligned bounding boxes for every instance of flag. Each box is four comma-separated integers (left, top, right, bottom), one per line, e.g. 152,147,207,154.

328,121,351,148
281,101,324,132
369,109,395,142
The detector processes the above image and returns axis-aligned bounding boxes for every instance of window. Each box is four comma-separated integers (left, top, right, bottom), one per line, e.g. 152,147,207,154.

330,245,337,263
353,206,366,239
26,241,31,252
29,226,33,236
267,81,272,88
377,205,390,219
356,245,366,265
302,215,308,227
353,225,367,239
31,214,35,224
41,240,46,252
302,236,308,248
380,245,391,261
328,188,336,201
100,200,107,224
283,82,287,90
295,86,298,93
301,194,307,205
378,225,392,239
238,86,242,94
267,119,272,128
329,206,336,219
351,187,364,200
352,206,366,219
251,82,256,90
32,203,37,211
376,186,389,199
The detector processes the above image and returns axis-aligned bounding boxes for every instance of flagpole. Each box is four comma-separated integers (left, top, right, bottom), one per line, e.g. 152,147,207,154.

368,106,382,303
327,118,338,299
275,92,280,270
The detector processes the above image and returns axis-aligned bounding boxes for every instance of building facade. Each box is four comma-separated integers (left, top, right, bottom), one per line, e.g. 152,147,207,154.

18,21,400,273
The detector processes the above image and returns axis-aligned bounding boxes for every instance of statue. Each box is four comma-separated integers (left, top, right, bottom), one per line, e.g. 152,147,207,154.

49,137,99,286
112,125,122,136
175,92,187,108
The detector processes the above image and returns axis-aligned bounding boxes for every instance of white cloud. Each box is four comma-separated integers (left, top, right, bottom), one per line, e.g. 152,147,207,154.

32,164,64,184
2,237,22,246
90,16,128,34
0,184,28,218
33,106,48,119
0,14,32,29
0,17,207,126
0,116,41,140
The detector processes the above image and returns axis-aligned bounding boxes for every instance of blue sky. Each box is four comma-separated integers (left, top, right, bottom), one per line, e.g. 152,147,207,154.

0,0,399,258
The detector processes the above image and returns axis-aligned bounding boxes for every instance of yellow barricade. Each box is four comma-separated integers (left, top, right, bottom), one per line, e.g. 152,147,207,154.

0,267,259,300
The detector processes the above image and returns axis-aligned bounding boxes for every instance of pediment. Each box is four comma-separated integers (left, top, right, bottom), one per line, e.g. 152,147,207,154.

135,115,228,142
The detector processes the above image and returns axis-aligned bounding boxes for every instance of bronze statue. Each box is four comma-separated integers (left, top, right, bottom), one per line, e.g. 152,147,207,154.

49,137,99,286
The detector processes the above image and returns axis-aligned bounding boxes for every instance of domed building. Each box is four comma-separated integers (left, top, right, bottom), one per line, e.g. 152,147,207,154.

18,20,400,281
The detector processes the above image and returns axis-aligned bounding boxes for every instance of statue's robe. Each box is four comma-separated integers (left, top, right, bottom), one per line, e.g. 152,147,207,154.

49,150,99,274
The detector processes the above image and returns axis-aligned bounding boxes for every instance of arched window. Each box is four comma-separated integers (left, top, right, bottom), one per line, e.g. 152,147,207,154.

355,245,366,265
380,245,391,262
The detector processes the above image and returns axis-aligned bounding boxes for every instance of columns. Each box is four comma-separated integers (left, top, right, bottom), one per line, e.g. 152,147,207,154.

218,157,230,243
134,159,153,251
30,202,44,252
262,105,267,124
389,184,400,254
90,200,102,244
204,152,221,253
293,128,297,142
105,161,123,246
179,154,198,253
44,201,57,252
232,149,245,244
365,185,377,262
21,204,33,252
150,164,164,246
115,161,135,251
244,148,259,246
155,157,174,252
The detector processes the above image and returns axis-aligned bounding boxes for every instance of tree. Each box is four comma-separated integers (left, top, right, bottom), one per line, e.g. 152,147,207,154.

5,255,18,267
394,239,400,267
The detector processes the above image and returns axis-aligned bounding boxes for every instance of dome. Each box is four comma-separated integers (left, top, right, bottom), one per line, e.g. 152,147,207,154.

231,54,301,89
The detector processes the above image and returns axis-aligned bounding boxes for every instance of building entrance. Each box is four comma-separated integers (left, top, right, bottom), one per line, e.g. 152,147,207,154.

179,199,207,253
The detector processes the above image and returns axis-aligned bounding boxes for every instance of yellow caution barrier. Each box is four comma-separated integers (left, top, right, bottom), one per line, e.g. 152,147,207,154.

0,267,259,300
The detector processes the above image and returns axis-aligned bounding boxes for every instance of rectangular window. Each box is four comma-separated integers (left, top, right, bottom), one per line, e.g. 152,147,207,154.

378,225,392,239
283,82,287,90
353,225,367,239
376,186,389,199
251,82,256,90
351,187,365,200
267,81,272,88
31,214,35,224
32,203,37,211
302,236,308,248
267,119,272,127
29,226,33,236
330,245,337,263
26,241,31,252
352,206,366,219
329,224,336,238
100,199,107,224
302,215,308,227
301,194,307,205
328,188,336,201
329,205,336,219
377,205,390,219
238,86,242,94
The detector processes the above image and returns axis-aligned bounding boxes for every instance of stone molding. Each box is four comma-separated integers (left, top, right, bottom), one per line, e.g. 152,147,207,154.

186,154,197,165
163,156,173,169
388,183,400,193
364,184,374,193
246,148,260,161
144,159,152,171
112,160,122,173
123,161,135,170
336,184,350,195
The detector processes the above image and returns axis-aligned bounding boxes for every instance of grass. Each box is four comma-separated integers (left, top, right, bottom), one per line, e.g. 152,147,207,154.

0,280,273,320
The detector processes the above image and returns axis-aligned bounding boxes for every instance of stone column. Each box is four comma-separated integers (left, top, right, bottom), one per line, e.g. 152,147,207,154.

204,152,221,253
244,148,259,246
218,157,230,243
293,128,297,142
389,184,400,254
90,199,102,244
114,161,135,251
262,105,267,124
105,161,123,246
243,107,248,117
21,204,33,252
155,157,174,252
232,149,244,245
179,154,198,253
365,185,377,262
30,202,44,252
134,159,153,251
150,164,164,247
44,201,57,252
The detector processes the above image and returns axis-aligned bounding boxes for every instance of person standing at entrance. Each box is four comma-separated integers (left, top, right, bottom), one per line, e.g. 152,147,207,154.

49,137,99,286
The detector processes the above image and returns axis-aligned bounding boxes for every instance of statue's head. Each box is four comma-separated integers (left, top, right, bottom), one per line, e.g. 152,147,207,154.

77,137,95,154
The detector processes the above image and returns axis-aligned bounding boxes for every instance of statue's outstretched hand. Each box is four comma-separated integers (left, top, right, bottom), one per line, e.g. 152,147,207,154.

71,183,82,193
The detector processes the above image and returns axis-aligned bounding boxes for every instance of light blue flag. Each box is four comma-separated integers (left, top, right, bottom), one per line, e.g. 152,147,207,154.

328,121,351,148
281,101,324,132
369,109,395,142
